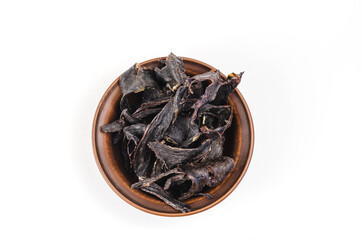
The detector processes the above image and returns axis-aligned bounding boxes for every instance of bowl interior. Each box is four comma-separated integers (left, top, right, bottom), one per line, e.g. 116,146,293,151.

92,57,254,216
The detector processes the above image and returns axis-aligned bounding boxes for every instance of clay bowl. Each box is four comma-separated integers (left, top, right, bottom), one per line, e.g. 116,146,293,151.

92,57,254,216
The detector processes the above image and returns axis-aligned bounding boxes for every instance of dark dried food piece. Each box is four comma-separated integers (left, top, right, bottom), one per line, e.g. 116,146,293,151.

203,137,224,161
148,139,211,169
100,120,124,133
131,168,181,189
119,63,159,107
212,72,242,105
167,156,235,201
150,158,168,177
164,115,200,147
123,123,147,146
189,71,224,122
120,109,140,124
199,104,233,138
133,156,235,202
140,183,191,213
155,53,187,90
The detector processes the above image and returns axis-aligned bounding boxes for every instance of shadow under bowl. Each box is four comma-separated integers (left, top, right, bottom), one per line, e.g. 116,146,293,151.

92,57,254,216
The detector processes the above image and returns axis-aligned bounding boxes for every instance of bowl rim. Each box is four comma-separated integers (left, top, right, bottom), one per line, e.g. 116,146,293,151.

92,56,254,217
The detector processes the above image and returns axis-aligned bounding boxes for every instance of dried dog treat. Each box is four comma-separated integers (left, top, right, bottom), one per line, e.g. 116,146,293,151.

101,53,242,212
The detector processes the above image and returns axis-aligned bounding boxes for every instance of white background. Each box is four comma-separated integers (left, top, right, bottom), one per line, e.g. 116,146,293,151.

1,0,361,239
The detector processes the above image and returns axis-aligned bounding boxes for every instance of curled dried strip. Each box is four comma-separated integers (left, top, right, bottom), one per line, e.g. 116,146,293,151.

201,117,233,140
176,156,235,201
148,140,211,168
190,73,223,122
199,104,233,138
100,120,124,133
131,168,181,189
212,72,243,105
164,174,187,191
123,124,147,145
140,183,191,213
134,156,234,201
150,157,169,177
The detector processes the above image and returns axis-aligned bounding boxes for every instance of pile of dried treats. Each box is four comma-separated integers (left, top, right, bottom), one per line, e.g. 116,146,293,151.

101,53,242,212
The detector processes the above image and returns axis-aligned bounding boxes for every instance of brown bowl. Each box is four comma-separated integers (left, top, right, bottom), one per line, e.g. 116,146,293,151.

92,57,254,216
